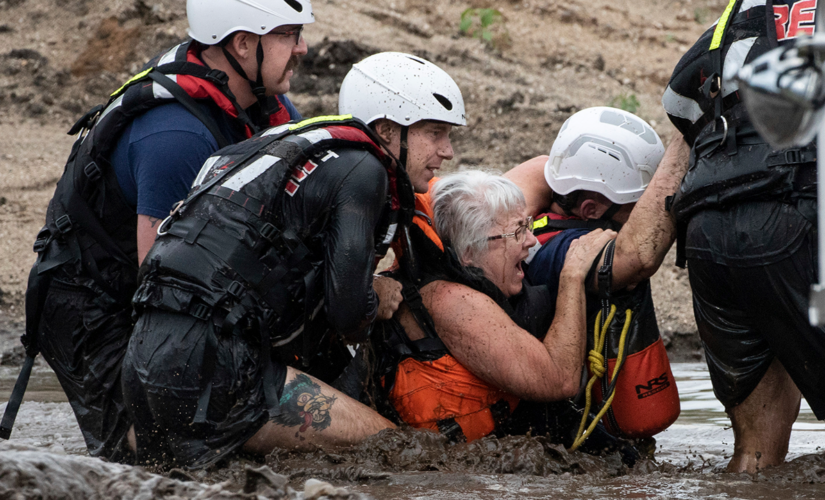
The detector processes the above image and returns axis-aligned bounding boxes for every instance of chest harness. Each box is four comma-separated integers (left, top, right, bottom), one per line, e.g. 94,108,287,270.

135,116,402,423
665,0,818,267
0,41,291,440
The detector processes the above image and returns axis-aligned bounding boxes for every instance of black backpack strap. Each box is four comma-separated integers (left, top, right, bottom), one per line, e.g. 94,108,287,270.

147,71,230,149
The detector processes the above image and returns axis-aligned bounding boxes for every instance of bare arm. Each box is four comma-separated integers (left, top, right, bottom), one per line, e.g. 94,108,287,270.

137,214,163,266
425,230,615,401
603,134,690,290
504,156,553,216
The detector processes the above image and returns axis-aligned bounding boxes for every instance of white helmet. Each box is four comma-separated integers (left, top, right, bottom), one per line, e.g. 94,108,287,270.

339,52,467,127
545,107,664,205
187,0,315,45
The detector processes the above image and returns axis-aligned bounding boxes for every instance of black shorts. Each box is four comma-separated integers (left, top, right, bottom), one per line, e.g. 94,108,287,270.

37,278,133,462
122,309,287,469
686,200,825,418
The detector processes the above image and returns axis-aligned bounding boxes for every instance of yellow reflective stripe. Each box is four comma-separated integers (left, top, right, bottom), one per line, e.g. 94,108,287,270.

110,68,153,97
532,215,549,230
709,0,738,50
288,114,353,131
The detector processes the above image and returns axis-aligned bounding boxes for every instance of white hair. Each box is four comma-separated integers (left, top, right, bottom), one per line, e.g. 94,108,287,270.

430,170,526,264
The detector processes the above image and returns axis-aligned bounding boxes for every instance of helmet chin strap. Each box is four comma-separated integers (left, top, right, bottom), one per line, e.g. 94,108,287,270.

221,36,282,122
599,203,624,231
399,125,409,169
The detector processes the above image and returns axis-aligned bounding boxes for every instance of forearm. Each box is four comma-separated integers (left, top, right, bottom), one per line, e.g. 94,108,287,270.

540,270,587,397
612,134,690,288
136,215,163,266
504,156,553,216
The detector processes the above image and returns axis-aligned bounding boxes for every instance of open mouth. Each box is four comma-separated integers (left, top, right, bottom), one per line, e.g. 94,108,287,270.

515,260,524,278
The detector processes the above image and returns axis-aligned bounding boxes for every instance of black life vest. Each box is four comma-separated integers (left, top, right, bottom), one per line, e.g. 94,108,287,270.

663,0,817,267
135,116,398,361
1,41,293,441
132,115,400,423
372,219,554,443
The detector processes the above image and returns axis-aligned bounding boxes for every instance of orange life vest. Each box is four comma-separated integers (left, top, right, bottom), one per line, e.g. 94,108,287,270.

381,183,521,442
388,356,519,442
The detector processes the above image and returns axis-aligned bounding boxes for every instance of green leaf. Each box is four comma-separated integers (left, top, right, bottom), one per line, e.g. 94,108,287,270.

482,30,493,42
480,9,495,28
459,17,473,33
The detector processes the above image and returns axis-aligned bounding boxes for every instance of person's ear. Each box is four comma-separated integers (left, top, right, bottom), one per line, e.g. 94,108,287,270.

579,198,600,220
373,119,397,146
227,31,255,61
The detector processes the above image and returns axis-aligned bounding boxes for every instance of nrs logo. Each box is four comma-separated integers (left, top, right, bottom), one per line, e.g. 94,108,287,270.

775,0,817,41
635,372,670,399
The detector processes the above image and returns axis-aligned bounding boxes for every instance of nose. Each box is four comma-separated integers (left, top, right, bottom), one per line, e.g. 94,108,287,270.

294,35,308,56
524,228,538,248
439,138,454,161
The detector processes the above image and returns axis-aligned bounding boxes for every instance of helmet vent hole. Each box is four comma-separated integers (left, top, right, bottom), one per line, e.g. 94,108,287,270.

433,93,453,110
284,0,304,12
407,56,425,65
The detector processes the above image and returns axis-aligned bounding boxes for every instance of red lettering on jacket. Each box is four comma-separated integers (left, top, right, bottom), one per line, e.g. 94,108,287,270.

786,0,816,39
775,4,790,40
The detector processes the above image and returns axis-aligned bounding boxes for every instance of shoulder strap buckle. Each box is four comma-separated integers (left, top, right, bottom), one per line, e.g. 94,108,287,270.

190,303,212,321
55,215,73,235
205,69,229,87
83,161,102,182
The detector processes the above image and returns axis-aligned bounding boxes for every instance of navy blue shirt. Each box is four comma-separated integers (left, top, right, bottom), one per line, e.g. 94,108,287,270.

111,95,300,219
526,228,590,299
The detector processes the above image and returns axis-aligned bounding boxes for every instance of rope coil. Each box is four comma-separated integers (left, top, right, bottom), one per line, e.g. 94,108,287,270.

570,304,632,451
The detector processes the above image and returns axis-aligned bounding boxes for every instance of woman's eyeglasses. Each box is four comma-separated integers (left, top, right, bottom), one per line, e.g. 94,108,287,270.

486,216,534,243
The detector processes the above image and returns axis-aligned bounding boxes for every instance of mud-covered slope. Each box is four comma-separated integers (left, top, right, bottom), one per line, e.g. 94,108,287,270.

0,0,723,354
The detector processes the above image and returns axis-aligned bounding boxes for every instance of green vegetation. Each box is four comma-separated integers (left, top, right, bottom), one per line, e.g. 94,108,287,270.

459,8,510,49
609,94,640,114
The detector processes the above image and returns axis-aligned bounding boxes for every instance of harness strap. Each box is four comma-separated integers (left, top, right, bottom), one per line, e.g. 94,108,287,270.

532,217,616,236
147,71,230,148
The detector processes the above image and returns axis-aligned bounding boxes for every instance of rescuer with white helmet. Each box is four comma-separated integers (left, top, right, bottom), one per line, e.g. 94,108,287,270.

6,0,311,464
340,52,467,193
189,0,314,113
504,110,690,446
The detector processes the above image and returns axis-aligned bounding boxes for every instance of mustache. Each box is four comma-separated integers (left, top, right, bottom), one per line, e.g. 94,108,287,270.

285,54,302,74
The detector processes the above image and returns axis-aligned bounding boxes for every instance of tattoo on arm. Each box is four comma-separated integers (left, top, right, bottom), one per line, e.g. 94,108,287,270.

271,374,336,438
148,216,162,228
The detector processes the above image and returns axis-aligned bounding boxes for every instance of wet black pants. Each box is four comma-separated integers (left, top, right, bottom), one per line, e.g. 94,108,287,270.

36,278,134,462
689,233,825,419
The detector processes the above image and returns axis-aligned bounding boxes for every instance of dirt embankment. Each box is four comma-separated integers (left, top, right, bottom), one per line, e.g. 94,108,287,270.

0,0,720,358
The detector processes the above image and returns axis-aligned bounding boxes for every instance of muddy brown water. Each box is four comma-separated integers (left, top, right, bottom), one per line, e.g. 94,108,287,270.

2,363,824,499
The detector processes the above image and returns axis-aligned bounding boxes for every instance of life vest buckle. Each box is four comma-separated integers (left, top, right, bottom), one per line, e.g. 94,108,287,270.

33,238,48,253
190,302,212,321
227,280,244,298
55,215,73,235
205,69,229,87
83,161,102,182
786,149,802,165
260,222,279,243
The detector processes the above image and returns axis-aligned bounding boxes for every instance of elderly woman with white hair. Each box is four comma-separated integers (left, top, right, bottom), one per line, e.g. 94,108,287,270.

370,170,614,444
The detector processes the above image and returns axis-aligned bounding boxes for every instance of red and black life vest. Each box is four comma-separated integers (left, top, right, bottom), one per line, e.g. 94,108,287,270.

534,219,680,439
1,41,296,441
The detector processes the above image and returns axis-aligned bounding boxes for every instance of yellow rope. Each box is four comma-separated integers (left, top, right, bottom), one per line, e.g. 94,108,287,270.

570,305,632,451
